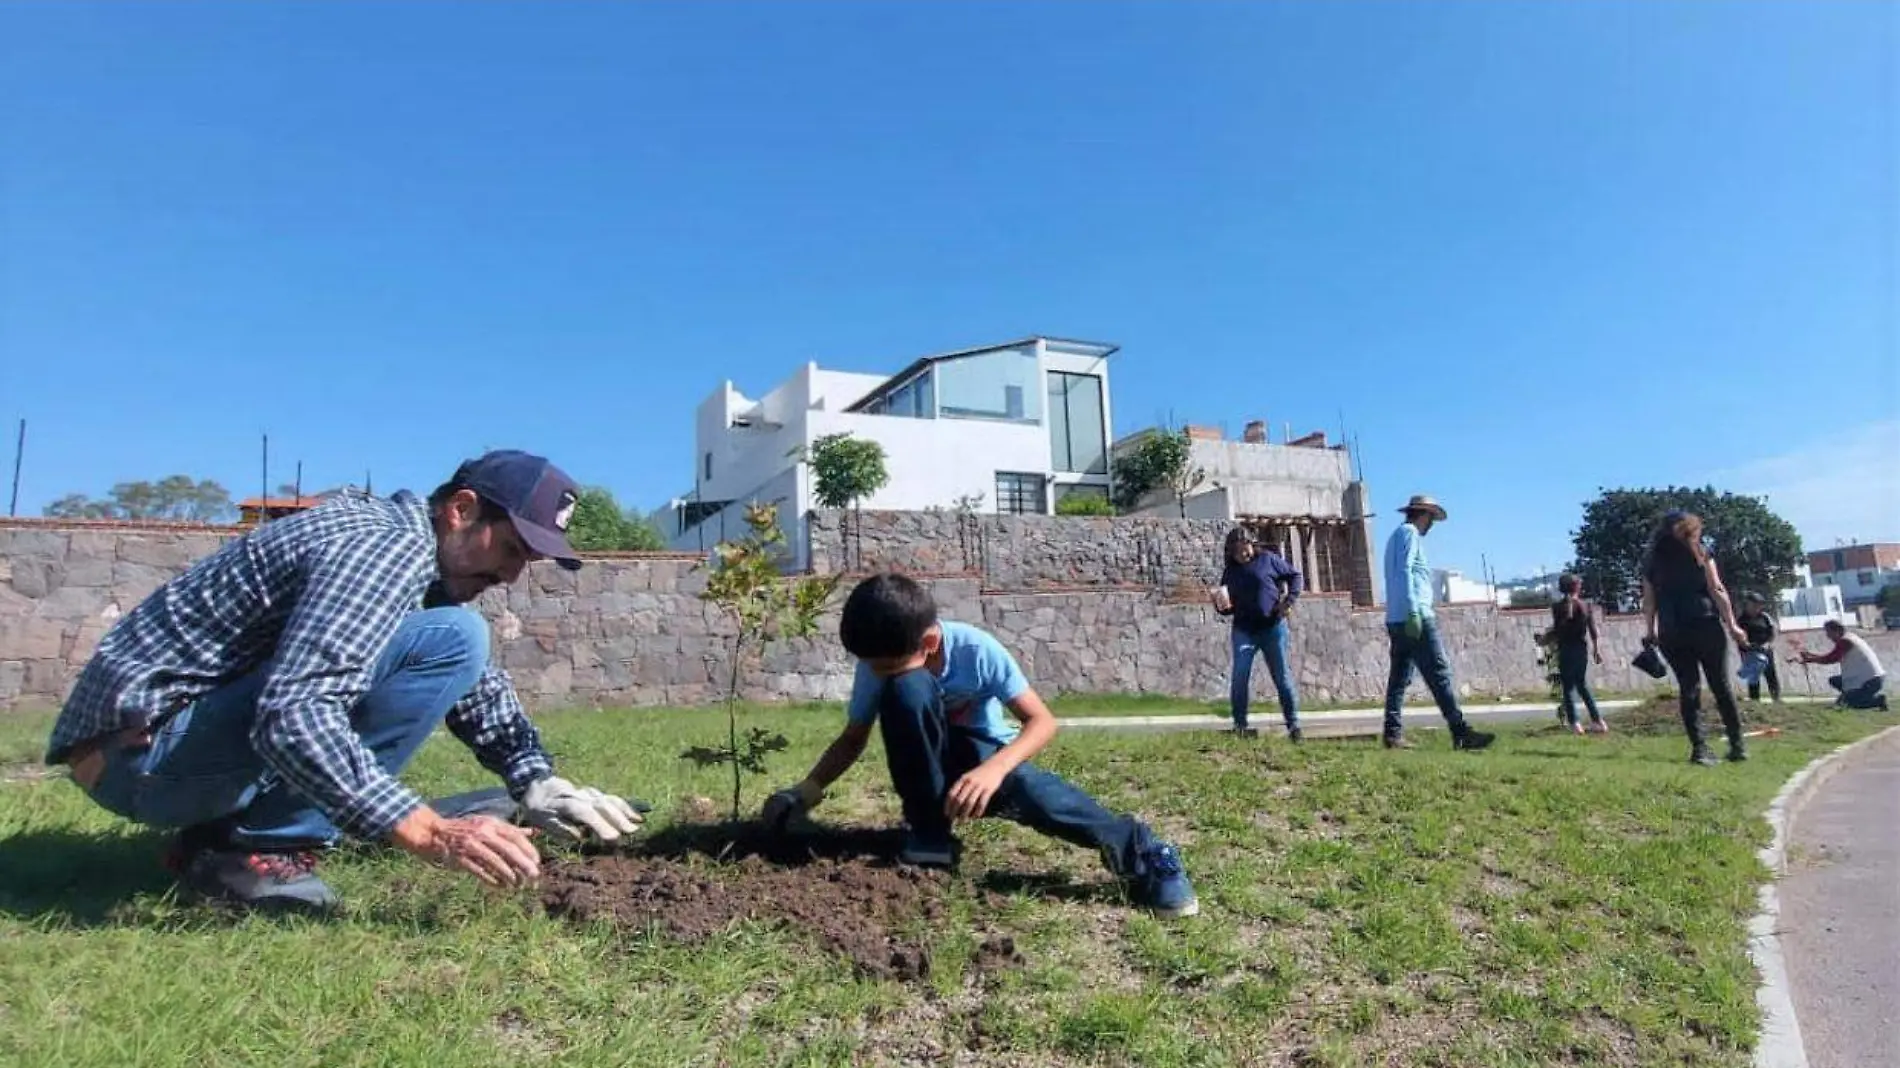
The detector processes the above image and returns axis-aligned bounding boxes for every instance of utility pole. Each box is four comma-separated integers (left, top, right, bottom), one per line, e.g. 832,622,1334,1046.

261,434,269,524
7,418,23,517
293,461,303,506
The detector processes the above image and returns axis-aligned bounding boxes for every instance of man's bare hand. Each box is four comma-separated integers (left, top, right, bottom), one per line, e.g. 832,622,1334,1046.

392,808,541,888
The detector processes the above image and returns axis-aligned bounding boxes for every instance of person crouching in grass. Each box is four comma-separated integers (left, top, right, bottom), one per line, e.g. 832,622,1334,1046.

761,573,1200,918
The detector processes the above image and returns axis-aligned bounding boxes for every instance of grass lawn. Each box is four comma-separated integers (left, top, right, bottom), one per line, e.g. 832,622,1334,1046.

1,699,1892,1067
1044,690,1664,718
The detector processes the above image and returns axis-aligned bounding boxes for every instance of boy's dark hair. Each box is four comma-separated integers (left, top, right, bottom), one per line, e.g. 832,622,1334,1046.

839,573,939,660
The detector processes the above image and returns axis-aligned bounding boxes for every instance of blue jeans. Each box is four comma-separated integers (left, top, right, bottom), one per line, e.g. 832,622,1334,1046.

1383,619,1471,739
1829,675,1886,709
1557,644,1602,727
1230,621,1299,731
82,608,490,851
874,668,1158,879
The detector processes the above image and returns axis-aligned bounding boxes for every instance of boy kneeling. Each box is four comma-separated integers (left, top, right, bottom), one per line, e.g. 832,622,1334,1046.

761,573,1198,918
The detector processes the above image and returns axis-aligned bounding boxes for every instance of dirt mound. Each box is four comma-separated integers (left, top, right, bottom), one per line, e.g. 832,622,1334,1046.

1611,695,1822,736
541,824,955,981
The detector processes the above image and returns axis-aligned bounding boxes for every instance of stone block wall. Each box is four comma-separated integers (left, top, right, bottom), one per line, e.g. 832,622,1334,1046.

5,520,1896,712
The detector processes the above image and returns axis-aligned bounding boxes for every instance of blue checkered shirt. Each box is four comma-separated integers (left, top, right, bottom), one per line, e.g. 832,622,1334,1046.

47,491,554,840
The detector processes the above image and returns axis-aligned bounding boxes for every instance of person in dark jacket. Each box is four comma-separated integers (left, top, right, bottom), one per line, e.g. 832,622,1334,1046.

1738,592,1781,702
1548,573,1606,735
1213,527,1303,740
1640,510,1751,766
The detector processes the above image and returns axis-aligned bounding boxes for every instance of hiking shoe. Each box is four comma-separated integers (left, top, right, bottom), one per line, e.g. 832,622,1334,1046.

1287,727,1303,744
1383,736,1415,750
1131,843,1199,918
898,830,957,868
1691,746,1719,767
1230,726,1260,739
1727,742,1748,763
168,845,337,914
1453,729,1496,752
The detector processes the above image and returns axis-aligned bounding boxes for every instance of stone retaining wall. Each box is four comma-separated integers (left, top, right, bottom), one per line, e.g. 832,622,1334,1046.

5,522,1894,712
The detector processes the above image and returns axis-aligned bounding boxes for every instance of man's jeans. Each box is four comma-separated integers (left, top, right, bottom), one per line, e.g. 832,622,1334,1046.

1829,675,1887,710
82,608,490,851
1230,621,1300,731
1383,619,1471,739
874,668,1157,879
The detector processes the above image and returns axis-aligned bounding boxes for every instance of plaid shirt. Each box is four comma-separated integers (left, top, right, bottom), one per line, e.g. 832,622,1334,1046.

47,491,554,840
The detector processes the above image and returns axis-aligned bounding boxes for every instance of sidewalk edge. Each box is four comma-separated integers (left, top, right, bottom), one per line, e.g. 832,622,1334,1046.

1750,721,1900,1068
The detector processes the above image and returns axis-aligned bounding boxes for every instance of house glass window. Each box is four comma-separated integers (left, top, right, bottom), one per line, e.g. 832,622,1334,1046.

936,347,1042,423
995,472,1045,515
703,452,713,481
1046,371,1107,474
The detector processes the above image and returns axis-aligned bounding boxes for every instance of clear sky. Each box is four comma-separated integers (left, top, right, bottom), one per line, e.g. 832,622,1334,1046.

3,1,1895,579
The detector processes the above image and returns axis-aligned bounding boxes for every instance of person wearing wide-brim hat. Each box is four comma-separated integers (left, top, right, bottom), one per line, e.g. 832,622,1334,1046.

1380,495,1495,751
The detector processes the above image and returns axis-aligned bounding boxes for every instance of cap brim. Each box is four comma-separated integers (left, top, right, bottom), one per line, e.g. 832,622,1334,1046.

510,514,583,571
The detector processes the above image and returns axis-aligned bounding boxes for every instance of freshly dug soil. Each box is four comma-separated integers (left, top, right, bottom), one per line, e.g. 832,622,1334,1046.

541,823,958,981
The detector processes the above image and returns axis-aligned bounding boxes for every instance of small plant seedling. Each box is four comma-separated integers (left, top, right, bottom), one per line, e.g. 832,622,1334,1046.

684,500,841,822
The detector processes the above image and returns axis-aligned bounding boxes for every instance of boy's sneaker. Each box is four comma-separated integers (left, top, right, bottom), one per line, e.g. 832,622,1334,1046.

1131,843,1199,918
898,830,957,868
167,843,337,915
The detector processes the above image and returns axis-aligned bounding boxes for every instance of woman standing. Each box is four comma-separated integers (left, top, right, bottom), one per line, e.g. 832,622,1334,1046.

1214,527,1304,741
1641,511,1751,766
1549,573,1606,734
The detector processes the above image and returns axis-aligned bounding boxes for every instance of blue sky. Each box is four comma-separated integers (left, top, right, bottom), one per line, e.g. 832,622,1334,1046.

3,1,1895,579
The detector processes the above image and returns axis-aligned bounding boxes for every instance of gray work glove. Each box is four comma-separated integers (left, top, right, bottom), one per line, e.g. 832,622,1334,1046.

520,776,645,845
761,780,824,832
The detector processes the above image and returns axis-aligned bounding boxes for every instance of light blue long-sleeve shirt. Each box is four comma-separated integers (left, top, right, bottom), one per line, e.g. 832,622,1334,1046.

1384,522,1435,624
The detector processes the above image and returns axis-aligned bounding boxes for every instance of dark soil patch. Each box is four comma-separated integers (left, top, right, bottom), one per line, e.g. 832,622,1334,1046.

542,822,977,982
1611,695,1819,737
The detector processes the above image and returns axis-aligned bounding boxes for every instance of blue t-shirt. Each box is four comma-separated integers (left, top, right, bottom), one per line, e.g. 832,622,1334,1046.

845,620,1030,747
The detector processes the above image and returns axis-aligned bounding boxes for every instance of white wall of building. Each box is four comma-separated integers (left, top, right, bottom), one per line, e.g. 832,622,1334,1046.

1434,569,1501,605
803,408,1052,512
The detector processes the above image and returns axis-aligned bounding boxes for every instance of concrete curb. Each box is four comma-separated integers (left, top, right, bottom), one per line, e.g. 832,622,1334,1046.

1750,721,1900,1068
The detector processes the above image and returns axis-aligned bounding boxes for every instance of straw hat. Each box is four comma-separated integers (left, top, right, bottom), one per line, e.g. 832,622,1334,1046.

1397,495,1448,521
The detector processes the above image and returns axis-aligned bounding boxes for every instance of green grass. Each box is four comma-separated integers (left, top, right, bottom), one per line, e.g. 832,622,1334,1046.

1,699,1891,1067
1045,689,1668,718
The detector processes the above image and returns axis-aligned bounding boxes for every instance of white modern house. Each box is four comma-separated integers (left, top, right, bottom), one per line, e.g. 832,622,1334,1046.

653,336,1118,568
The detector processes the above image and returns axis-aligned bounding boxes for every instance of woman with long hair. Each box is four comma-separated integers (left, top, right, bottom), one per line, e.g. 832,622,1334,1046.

1213,526,1304,741
1641,511,1751,765
1549,573,1606,735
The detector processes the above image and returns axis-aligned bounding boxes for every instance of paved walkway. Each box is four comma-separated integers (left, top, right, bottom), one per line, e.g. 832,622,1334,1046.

1060,698,1642,735
1780,726,1900,1068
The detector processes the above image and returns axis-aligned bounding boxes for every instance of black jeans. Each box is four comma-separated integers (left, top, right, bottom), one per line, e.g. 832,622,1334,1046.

874,668,1157,878
1383,619,1471,740
1827,675,1886,709
1557,644,1603,727
1746,654,1781,702
1660,621,1743,749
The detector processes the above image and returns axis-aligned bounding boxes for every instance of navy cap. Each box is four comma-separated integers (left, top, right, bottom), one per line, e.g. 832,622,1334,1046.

453,449,584,571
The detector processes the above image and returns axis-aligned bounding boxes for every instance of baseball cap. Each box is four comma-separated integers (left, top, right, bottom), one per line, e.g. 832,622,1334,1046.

452,449,584,571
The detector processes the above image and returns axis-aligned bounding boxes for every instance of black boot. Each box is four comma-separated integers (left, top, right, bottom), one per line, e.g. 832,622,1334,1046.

1727,736,1748,762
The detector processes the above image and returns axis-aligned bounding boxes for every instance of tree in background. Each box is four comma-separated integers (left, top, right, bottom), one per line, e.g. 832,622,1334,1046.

1508,587,1554,608
43,476,235,522
1111,428,1205,518
804,432,890,569
1055,491,1117,516
1569,486,1802,612
563,487,665,552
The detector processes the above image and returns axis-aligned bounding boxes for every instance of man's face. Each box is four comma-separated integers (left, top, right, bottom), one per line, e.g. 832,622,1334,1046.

1413,513,1436,535
862,625,942,678
435,490,535,603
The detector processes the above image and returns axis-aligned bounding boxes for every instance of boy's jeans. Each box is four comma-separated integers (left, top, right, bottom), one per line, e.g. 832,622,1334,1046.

1383,618,1472,739
81,608,491,851
1557,644,1603,727
874,668,1157,879
1230,620,1300,731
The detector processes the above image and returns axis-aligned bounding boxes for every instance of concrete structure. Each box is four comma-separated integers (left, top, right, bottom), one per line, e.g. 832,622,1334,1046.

1434,569,1502,606
652,336,1118,570
1807,543,1900,609
7,520,1900,712
1112,426,1379,605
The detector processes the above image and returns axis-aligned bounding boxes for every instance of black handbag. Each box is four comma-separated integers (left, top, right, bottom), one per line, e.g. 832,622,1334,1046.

1632,642,1668,680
